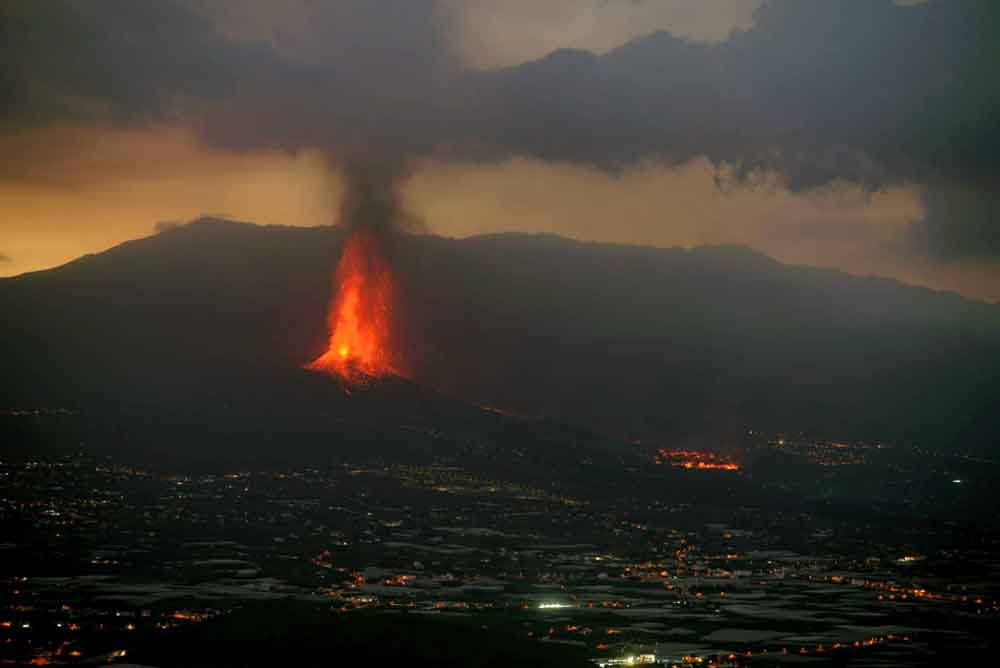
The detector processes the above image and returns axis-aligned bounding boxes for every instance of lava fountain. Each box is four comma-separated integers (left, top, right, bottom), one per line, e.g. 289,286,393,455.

307,226,398,379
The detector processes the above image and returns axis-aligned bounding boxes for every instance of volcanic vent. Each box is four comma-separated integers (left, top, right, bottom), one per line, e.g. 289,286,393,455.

307,163,409,381
307,225,398,379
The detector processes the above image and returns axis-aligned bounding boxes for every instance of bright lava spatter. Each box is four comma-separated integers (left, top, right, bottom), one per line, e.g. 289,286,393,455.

307,226,397,380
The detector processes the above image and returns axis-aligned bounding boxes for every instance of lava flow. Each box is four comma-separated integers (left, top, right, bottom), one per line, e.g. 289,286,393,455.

307,226,398,380
654,449,740,471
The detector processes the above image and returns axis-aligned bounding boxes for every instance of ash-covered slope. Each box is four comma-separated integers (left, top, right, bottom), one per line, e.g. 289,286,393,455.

0,362,622,483
3,217,1000,453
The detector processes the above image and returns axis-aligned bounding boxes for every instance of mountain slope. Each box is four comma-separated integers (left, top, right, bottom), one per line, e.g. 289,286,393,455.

3,218,999,452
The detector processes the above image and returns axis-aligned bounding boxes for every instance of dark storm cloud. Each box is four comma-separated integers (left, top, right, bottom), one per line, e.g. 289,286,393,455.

183,0,460,163
0,0,272,126
2,0,997,250
477,0,998,187
908,184,1000,260
720,0,999,187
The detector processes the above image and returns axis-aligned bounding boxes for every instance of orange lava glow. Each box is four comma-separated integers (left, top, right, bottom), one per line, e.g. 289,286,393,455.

307,226,398,379
655,449,740,471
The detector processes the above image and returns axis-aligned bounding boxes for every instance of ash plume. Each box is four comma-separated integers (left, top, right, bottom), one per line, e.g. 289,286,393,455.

6,0,996,195
337,161,424,235
2,0,998,268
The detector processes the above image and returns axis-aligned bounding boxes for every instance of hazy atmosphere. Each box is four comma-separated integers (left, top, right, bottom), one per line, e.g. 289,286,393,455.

3,0,998,299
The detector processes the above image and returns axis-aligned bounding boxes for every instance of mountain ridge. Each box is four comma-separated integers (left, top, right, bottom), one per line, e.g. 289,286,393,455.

8,217,987,309
3,218,999,454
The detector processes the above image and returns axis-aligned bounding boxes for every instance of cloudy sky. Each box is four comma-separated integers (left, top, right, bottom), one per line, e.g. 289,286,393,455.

2,0,998,300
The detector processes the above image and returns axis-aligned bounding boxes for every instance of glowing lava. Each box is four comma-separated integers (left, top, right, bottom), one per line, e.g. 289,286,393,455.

307,226,398,379
655,449,740,471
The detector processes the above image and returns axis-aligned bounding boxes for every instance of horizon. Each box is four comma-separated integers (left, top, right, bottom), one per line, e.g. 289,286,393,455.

6,215,995,306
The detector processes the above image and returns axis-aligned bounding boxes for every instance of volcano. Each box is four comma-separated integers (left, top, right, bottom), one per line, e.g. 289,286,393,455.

307,226,399,380
2,218,1000,455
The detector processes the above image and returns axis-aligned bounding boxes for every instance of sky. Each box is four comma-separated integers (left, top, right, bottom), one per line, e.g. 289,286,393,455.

2,0,998,301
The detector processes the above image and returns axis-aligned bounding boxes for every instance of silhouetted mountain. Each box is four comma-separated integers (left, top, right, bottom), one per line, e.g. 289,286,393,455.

3,218,999,456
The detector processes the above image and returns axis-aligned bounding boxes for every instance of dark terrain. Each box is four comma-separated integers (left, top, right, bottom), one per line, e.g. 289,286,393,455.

3,218,999,460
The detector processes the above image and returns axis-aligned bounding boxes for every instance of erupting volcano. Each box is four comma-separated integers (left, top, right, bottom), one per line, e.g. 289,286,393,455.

307,226,399,379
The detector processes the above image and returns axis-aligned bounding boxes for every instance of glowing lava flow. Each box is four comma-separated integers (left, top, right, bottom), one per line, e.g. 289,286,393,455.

307,226,397,379
655,449,740,471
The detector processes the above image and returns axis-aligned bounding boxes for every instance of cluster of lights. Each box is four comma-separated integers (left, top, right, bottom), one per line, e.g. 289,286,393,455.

896,555,925,564
594,654,657,667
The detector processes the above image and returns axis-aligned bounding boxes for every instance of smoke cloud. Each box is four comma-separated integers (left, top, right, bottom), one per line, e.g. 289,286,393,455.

5,1,994,186
337,162,425,235
1,0,998,295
